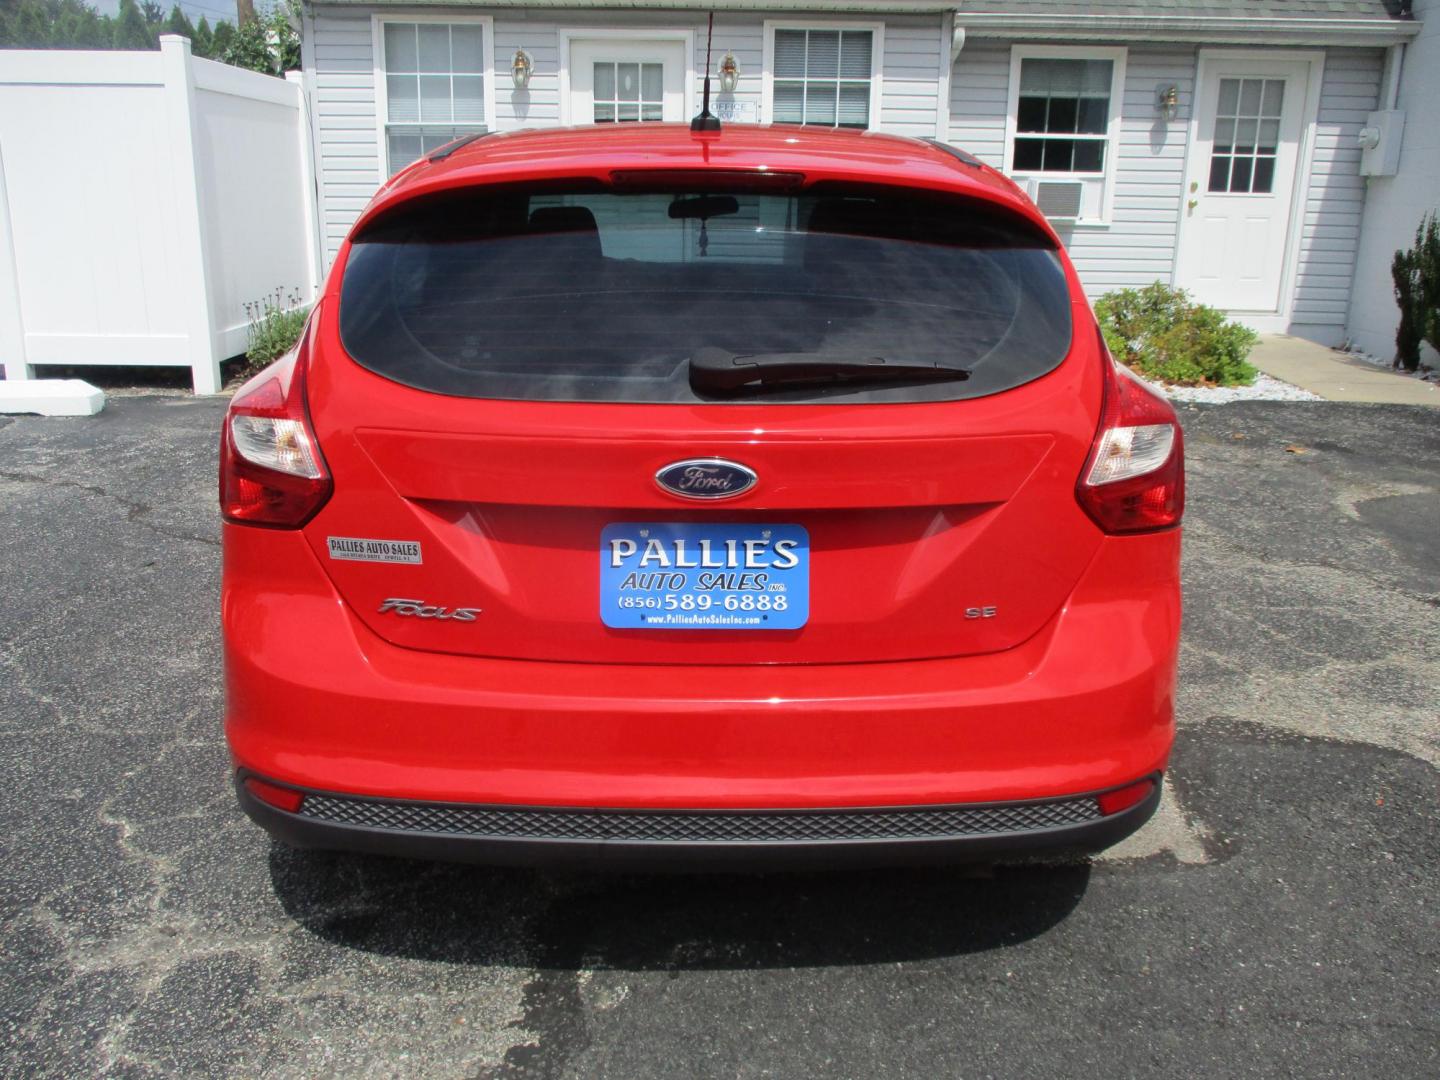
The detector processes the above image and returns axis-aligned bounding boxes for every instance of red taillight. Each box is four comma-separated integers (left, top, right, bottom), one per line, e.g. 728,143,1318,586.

243,776,304,813
1076,342,1185,534
219,316,332,529
1097,779,1155,816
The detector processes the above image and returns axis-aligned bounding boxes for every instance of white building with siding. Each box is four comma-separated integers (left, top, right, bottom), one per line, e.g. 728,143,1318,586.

298,0,1424,346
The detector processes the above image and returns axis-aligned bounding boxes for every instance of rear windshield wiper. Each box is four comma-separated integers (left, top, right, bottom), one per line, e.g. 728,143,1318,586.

689,347,971,396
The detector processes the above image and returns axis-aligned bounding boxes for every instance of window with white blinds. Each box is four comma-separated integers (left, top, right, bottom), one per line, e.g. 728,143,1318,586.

770,28,874,128
381,21,488,175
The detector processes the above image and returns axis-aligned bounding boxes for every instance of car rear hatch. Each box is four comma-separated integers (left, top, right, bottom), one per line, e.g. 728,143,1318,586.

302,178,1105,665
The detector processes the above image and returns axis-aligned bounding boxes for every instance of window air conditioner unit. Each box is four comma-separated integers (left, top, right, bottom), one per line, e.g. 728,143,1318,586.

1030,179,1085,221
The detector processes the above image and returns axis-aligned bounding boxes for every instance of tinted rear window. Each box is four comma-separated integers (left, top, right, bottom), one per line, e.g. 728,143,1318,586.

339,185,1073,404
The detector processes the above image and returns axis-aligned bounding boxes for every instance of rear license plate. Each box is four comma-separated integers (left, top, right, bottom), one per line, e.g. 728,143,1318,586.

601,523,809,630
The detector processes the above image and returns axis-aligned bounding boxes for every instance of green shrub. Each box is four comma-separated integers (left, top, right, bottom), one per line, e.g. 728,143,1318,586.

243,288,307,372
1393,213,1440,374
1095,282,1259,387
218,2,300,77
1421,214,1440,357
1392,212,1440,372
1393,246,1423,372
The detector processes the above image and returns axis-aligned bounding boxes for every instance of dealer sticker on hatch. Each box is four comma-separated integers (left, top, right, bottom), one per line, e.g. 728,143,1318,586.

600,523,809,630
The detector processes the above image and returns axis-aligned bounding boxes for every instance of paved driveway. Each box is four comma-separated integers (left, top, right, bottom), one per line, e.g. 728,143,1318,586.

1,398,1435,1078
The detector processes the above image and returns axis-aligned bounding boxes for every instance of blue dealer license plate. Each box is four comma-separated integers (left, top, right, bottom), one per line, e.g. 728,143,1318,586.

600,523,809,630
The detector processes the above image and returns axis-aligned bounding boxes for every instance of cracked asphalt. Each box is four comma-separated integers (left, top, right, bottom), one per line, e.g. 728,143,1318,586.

0,397,1436,1078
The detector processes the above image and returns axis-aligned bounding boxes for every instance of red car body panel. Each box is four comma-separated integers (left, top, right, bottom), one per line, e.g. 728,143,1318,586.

225,525,1177,808
221,124,1182,863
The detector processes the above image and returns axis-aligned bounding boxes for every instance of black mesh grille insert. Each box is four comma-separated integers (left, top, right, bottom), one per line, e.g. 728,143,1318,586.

299,794,1101,843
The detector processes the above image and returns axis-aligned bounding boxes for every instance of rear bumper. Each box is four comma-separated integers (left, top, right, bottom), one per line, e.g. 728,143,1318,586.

224,525,1179,814
236,771,1162,869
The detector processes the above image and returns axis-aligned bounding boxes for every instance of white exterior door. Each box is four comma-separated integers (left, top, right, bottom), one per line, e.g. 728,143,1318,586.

1174,55,1313,314
568,39,688,125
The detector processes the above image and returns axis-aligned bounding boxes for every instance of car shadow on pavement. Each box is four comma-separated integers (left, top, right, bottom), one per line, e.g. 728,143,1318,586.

268,847,1090,971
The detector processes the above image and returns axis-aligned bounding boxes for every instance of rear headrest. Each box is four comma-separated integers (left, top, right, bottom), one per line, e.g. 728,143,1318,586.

805,197,895,240
805,197,892,271
528,206,599,234
528,205,602,261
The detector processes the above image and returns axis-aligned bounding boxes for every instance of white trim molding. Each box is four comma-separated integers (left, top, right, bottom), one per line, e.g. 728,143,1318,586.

959,14,1420,46
761,19,885,130
557,27,697,126
1002,44,1127,228
371,12,497,181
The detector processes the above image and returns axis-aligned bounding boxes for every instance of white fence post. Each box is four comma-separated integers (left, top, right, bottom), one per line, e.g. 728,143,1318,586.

0,139,31,380
159,35,223,394
285,70,323,301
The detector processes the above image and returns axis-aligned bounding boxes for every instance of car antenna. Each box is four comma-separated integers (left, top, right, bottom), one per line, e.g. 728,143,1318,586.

691,12,722,132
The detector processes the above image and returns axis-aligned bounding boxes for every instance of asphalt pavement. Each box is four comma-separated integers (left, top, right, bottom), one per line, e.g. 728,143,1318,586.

0,396,1436,1078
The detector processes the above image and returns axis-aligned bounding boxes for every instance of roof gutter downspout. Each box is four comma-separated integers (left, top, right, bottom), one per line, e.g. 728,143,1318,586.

1381,42,1405,110
937,10,961,140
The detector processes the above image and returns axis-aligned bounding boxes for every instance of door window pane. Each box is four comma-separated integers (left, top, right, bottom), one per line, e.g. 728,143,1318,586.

1252,157,1275,193
617,63,640,101
1209,155,1232,191
594,62,615,100
1229,156,1253,192
1207,77,1284,193
592,62,665,123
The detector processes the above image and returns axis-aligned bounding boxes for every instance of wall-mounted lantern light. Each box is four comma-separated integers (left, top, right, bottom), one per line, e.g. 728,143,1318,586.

511,48,533,89
718,51,740,93
1158,85,1179,121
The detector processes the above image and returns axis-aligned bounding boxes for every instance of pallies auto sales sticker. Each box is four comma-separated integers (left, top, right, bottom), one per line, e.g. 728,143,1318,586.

326,536,422,564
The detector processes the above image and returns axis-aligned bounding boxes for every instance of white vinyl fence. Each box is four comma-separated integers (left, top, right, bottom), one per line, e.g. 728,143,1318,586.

0,36,319,393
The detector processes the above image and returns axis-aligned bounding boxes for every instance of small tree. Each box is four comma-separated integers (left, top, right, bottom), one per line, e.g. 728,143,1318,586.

55,4,111,48
112,0,152,49
1392,213,1440,372
1417,213,1440,359
163,4,194,41
209,19,235,56
218,1,298,76
2,0,59,46
192,14,213,56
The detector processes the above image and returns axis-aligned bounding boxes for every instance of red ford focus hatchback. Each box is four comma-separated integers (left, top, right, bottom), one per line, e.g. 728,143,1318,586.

221,123,1182,868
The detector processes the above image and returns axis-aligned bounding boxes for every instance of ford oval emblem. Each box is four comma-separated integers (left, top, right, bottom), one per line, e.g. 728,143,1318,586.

655,458,757,500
